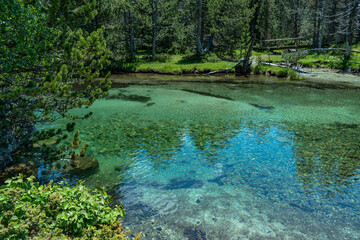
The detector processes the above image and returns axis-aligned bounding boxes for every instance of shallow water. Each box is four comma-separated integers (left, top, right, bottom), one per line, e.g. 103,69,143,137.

55,76,360,239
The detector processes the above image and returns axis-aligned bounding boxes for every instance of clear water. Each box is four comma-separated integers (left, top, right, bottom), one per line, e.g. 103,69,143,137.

54,76,360,239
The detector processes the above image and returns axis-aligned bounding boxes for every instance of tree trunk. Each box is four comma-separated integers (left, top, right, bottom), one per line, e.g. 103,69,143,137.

239,0,262,74
151,0,158,60
344,0,359,59
196,0,205,55
125,7,136,61
318,0,328,49
312,0,320,48
328,0,338,43
130,12,135,60
204,34,214,52
240,37,256,74
293,0,300,37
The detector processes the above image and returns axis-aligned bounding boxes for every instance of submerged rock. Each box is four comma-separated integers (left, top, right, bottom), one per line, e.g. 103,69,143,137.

181,89,234,101
207,174,228,186
184,226,207,240
64,157,99,174
164,178,204,190
333,122,359,129
114,162,130,172
249,103,274,110
146,102,155,107
0,162,37,183
149,178,204,190
288,202,314,213
106,93,151,103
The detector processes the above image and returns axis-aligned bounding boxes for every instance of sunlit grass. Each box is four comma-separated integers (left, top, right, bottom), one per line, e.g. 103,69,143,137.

117,46,360,74
125,50,234,74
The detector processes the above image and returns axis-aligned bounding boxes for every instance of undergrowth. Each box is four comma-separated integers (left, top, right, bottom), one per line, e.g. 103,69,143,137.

0,175,141,240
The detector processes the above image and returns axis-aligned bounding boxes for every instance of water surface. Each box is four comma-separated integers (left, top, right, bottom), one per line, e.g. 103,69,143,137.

57,75,360,239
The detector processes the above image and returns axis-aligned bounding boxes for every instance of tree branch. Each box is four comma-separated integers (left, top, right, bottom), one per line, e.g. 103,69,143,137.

208,59,244,75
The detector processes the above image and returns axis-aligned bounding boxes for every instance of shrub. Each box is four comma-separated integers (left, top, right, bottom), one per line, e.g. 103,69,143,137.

0,176,141,240
253,64,265,74
275,68,289,77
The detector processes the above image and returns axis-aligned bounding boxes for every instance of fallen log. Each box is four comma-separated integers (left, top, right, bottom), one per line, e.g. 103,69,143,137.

208,59,245,75
259,62,310,74
303,48,360,53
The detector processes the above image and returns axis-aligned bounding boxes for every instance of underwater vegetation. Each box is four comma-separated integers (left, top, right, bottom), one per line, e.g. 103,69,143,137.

289,122,360,196
45,83,360,239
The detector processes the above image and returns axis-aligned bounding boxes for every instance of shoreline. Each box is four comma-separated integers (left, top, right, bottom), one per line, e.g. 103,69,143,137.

109,69,360,89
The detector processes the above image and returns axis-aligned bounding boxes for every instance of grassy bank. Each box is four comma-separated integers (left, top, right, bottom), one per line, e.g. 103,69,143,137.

113,50,300,78
256,44,360,70
253,64,300,80
115,50,234,74
113,47,360,76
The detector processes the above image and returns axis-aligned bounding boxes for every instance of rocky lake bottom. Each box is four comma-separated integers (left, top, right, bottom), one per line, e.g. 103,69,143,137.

48,74,360,239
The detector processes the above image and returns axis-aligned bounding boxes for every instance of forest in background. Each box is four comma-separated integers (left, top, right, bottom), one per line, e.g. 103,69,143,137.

91,0,360,72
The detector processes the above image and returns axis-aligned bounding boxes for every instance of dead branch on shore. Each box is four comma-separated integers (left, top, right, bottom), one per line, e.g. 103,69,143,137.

208,59,245,75
259,62,310,74
304,48,360,53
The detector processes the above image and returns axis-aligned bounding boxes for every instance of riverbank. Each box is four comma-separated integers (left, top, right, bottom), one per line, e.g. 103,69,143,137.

110,48,360,76
110,69,360,90
111,50,302,76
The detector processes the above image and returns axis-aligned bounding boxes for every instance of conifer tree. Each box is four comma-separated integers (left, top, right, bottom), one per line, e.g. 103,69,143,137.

0,0,111,167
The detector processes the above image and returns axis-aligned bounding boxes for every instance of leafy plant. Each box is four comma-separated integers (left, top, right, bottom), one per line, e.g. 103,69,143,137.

0,175,141,239
275,68,289,77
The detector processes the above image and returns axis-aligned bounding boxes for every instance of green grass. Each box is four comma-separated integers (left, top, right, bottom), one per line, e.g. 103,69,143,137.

298,52,360,69
253,64,302,80
254,46,360,70
114,46,360,74
119,50,234,74
252,49,275,56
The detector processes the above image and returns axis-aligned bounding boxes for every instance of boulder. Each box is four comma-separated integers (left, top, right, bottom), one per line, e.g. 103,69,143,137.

64,157,99,174
0,162,37,184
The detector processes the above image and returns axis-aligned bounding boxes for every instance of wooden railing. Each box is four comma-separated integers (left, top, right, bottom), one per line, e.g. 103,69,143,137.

255,37,312,50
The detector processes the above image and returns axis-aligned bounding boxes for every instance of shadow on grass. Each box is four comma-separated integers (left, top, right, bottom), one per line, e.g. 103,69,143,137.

176,54,204,65
107,61,140,73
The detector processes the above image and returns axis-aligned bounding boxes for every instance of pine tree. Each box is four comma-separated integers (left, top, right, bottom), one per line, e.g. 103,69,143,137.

0,0,111,167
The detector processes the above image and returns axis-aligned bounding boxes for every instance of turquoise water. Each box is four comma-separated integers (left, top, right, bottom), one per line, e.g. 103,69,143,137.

56,77,360,239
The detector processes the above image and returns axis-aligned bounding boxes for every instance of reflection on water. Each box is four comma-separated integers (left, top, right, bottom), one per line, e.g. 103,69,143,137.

54,79,360,239
291,123,360,197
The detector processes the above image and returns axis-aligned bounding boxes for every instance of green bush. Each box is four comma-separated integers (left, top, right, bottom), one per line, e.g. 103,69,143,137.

288,70,303,81
0,176,141,240
253,64,265,74
275,68,289,77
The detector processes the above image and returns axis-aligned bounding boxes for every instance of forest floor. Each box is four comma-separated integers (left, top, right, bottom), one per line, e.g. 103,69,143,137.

115,44,360,77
